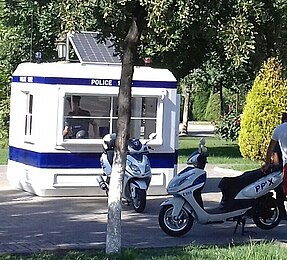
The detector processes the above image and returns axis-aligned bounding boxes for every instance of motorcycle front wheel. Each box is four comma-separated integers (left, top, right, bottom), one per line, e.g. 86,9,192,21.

132,188,146,213
158,205,194,237
252,197,281,230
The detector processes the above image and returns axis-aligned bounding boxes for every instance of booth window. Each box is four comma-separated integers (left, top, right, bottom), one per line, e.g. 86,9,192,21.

63,94,159,140
24,93,33,136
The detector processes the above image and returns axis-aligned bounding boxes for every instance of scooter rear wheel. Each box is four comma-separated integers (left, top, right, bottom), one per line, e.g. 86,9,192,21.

158,205,194,237
252,198,281,230
132,188,146,213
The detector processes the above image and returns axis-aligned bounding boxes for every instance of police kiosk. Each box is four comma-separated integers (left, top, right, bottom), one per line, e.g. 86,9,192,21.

7,32,179,196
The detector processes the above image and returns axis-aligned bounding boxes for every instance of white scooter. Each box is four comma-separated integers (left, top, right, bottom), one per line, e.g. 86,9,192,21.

97,133,156,213
159,138,283,236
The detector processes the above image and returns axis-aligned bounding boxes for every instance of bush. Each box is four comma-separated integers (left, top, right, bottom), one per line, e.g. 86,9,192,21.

192,90,210,120
215,111,241,142
205,92,221,121
238,57,287,161
0,98,9,148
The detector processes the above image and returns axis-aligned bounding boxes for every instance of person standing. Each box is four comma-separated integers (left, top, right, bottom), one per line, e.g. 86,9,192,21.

262,112,287,219
272,142,287,219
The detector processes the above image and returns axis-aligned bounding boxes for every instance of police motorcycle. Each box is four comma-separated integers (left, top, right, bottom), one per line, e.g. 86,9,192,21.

97,133,156,213
158,138,283,236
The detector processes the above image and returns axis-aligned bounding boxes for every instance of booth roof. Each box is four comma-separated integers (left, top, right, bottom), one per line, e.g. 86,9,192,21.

13,62,177,82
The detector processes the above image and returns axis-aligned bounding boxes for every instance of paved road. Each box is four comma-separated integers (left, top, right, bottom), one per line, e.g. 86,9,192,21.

0,165,286,254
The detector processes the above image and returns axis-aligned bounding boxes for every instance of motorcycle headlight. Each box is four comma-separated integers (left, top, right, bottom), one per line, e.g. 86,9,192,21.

127,160,141,173
145,163,151,174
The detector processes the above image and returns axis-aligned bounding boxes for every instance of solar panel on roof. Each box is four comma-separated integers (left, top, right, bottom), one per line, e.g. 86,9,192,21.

69,32,121,64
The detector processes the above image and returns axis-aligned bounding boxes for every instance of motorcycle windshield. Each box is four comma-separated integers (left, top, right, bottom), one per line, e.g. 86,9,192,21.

130,153,144,162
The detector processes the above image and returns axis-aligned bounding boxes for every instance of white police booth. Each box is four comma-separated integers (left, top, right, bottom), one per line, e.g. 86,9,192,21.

7,32,179,196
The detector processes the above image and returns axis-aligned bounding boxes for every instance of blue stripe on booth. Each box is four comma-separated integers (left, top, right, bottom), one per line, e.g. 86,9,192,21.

12,76,177,89
9,146,178,169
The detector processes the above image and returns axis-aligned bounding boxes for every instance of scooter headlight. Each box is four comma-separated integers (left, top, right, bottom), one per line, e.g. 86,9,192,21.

127,160,141,173
145,163,151,174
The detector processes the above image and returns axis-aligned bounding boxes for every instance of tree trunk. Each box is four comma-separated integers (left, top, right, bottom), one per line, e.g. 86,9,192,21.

105,5,146,255
219,83,224,115
181,89,190,134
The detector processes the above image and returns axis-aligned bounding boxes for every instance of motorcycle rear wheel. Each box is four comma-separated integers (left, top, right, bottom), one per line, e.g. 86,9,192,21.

252,198,281,230
132,188,146,213
158,205,194,237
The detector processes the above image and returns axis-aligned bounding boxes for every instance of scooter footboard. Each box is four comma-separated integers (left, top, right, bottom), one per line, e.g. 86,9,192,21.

160,197,192,216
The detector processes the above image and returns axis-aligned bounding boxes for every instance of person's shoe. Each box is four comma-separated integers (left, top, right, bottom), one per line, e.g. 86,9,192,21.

281,213,287,220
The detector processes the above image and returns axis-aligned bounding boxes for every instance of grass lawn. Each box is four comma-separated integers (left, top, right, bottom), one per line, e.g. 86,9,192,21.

179,136,262,171
0,136,262,171
1,241,286,259
0,147,8,165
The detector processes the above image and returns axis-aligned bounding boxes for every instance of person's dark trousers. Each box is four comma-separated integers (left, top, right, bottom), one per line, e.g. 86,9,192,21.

275,182,287,216
284,164,287,196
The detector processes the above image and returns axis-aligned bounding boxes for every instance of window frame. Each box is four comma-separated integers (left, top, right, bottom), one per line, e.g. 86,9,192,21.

56,89,165,147
23,91,34,143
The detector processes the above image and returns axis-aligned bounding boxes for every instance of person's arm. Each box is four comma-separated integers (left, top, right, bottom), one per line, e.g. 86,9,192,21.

273,151,281,165
261,139,277,172
92,121,98,137
63,126,69,137
272,142,282,165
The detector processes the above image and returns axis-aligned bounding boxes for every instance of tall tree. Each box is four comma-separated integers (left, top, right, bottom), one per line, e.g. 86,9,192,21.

99,4,146,254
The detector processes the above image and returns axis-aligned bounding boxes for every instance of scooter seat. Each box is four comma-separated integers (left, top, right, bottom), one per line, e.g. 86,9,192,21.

219,168,263,191
218,165,282,207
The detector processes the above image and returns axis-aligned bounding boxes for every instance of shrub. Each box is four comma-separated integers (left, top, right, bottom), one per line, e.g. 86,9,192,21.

215,111,241,142
238,57,287,161
192,90,210,120
205,92,221,121
0,98,9,147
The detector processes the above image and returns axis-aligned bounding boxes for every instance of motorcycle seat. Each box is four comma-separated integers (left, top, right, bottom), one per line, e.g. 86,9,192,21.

218,165,282,207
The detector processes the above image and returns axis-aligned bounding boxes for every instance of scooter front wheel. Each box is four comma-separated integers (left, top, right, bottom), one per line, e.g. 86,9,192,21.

158,205,194,237
252,198,281,230
132,188,146,213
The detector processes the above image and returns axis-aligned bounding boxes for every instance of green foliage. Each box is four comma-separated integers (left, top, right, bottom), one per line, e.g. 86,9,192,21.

2,1,60,62
221,14,257,68
239,57,287,161
215,111,241,142
205,92,221,121
59,0,96,33
0,1,62,144
192,90,210,120
0,98,9,147
183,53,227,121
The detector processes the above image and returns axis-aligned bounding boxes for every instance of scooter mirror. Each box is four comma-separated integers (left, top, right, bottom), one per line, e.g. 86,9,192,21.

198,138,206,153
148,133,157,140
199,137,205,146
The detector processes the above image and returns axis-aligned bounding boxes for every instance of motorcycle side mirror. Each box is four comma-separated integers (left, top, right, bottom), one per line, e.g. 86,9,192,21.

148,133,157,140
198,137,206,153
199,137,206,146
145,133,157,145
